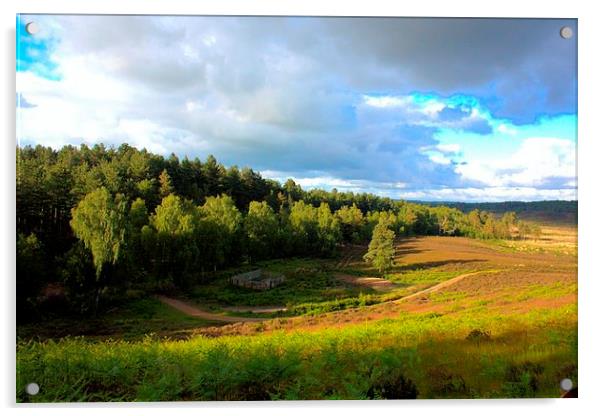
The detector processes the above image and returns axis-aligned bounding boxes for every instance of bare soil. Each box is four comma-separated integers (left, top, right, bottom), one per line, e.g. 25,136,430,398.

156,296,268,322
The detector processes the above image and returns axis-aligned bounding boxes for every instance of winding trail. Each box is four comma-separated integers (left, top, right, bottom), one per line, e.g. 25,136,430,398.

156,295,269,323
394,270,498,303
158,270,496,325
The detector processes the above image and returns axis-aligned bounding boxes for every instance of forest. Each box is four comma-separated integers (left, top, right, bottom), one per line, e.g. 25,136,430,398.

17,143,545,318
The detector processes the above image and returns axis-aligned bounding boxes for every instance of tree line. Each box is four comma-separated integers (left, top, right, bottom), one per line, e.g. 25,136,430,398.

16,144,540,317
419,200,577,224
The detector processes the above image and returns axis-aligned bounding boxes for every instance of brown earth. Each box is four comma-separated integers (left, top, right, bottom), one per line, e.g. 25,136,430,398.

393,270,495,302
156,295,269,322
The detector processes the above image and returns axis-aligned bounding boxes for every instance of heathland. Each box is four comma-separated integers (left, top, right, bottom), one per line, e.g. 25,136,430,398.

16,144,577,401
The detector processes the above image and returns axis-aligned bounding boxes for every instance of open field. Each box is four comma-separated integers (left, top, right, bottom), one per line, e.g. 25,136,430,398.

16,224,577,401
485,225,577,256
188,225,576,338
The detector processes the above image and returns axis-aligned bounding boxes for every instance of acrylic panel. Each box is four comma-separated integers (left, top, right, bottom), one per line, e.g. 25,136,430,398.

16,14,577,402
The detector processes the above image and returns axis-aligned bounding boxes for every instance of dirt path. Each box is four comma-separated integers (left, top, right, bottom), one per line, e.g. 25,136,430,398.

156,295,269,322
159,271,495,324
196,270,505,338
394,270,497,303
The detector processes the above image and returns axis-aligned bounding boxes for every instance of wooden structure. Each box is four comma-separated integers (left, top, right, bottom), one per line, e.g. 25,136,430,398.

230,269,285,290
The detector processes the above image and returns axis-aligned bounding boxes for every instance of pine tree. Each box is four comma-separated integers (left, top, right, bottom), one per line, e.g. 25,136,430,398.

363,217,396,275
158,169,174,199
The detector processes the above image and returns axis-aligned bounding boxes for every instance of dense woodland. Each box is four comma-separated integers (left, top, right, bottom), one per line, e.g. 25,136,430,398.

17,144,546,317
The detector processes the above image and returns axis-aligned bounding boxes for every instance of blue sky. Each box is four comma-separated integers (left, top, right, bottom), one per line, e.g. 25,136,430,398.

16,15,577,201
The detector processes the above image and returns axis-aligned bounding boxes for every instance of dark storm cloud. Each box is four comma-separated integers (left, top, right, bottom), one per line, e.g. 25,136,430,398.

18,15,576,200
317,17,575,123
46,15,576,123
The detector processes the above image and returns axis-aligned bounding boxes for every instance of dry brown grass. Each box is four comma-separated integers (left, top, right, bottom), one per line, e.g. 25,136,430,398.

489,225,577,256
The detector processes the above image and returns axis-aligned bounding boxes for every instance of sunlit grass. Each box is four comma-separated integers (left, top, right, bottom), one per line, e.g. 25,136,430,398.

16,233,578,401
386,269,460,285
17,303,577,401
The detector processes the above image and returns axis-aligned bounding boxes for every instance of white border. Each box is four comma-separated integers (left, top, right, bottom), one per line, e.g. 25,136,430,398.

2,1,601,415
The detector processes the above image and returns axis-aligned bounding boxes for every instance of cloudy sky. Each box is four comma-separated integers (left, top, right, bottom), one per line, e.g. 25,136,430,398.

16,15,577,201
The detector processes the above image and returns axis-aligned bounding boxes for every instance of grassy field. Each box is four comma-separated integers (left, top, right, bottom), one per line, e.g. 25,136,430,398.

188,257,376,313
16,224,577,401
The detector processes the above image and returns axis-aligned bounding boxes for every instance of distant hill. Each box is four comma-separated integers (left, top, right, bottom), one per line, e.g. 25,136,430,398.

411,200,577,225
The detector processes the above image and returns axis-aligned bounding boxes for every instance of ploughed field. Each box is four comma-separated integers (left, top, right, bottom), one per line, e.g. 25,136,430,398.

17,225,577,401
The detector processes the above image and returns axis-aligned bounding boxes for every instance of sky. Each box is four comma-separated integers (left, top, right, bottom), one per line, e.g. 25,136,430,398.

16,15,577,202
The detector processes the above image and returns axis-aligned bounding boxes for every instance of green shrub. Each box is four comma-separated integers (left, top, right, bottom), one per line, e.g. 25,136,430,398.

502,361,544,397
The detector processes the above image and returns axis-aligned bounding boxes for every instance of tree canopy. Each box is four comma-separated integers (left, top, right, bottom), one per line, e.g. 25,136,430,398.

70,187,127,281
363,216,397,275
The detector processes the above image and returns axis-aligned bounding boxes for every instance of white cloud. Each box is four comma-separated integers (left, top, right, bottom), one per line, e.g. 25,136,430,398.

456,137,576,188
399,186,577,202
261,171,408,195
202,35,217,47
362,95,411,108
435,143,461,154
16,15,576,202
361,93,492,135
429,154,452,165
497,123,518,135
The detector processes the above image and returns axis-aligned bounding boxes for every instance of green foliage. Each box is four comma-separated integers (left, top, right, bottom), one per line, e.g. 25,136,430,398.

202,194,242,235
17,297,211,342
148,194,202,286
70,188,128,281
151,194,200,237
201,194,243,268
16,306,577,401
244,201,279,261
502,362,545,397
16,233,46,318
317,202,342,256
427,200,577,222
125,197,149,270
288,200,317,253
335,204,365,243
69,188,129,312
57,242,97,314
129,198,148,230
17,143,558,316
190,258,366,309
364,217,396,275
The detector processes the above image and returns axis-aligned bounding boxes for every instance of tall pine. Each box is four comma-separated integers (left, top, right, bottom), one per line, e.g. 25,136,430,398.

363,216,396,275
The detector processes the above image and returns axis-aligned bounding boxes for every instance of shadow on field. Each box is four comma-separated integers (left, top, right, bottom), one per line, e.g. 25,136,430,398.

391,259,485,272
395,247,425,256
395,239,427,256
17,324,578,401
